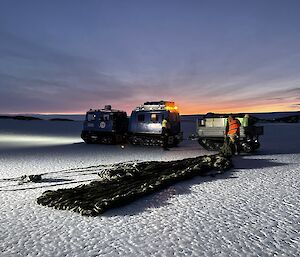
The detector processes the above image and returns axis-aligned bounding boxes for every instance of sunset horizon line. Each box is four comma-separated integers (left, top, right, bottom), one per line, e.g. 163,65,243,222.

2,109,299,116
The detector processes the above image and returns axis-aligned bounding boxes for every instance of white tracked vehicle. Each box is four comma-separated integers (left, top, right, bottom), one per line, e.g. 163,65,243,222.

128,101,183,147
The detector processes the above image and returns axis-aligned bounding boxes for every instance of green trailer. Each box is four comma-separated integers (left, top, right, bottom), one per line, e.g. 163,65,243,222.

196,114,264,152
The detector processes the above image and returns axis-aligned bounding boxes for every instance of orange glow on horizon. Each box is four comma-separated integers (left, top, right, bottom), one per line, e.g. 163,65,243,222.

4,100,299,116
175,98,300,114
179,104,299,115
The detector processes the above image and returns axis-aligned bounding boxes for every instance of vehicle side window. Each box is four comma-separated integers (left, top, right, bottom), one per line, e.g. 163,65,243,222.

138,114,145,122
150,113,159,122
87,114,96,121
99,114,110,121
103,114,110,121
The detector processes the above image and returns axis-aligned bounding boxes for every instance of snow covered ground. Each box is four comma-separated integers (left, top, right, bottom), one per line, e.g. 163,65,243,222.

0,119,299,256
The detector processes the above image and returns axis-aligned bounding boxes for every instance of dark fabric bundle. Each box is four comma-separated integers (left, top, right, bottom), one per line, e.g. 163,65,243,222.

37,154,232,216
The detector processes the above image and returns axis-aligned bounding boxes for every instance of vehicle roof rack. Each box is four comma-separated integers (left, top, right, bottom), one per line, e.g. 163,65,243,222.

134,101,177,111
88,106,125,113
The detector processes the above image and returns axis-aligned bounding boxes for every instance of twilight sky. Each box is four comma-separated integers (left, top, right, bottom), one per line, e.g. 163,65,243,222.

0,0,300,114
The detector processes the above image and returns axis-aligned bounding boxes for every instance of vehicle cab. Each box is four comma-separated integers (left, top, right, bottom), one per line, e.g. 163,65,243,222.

81,105,128,144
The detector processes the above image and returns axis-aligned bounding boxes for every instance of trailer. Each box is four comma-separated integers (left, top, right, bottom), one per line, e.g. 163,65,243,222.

196,114,264,153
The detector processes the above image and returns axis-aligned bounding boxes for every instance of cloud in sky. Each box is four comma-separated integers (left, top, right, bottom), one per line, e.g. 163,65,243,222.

0,0,300,114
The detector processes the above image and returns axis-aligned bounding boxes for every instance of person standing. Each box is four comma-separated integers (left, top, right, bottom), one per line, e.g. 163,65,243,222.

225,115,241,155
161,118,169,150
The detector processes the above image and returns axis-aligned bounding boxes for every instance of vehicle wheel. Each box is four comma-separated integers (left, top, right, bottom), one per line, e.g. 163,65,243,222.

167,136,174,146
198,139,207,149
83,138,93,144
198,139,215,151
213,142,223,151
110,136,116,144
198,139,208,149
206,140,219,151
103,136,113,144
115,135,123,144
242,142,253,153
128,136,136,145
253,141,260,150
172,138,179,147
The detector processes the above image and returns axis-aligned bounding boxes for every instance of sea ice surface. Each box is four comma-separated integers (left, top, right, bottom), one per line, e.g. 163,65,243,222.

0,120,299,257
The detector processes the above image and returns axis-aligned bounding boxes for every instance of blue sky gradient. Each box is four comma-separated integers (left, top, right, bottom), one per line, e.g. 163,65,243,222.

0,0,299,114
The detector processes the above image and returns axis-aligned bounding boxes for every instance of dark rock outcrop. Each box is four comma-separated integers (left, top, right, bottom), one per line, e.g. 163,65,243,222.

37,154,232,216
49,118,74,122
0,115,42,120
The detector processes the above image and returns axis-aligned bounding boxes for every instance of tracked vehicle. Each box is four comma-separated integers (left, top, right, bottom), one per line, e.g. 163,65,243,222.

81,105,128,144
128,101,183,146
196,114,263,153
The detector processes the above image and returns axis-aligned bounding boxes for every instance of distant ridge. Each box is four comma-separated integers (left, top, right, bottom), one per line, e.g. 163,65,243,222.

0,115,75,122
0,115,42,121
49,118,74,122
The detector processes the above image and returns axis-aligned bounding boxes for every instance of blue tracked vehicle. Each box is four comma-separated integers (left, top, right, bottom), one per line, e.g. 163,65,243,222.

128,101,183,146
81,105,128,144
